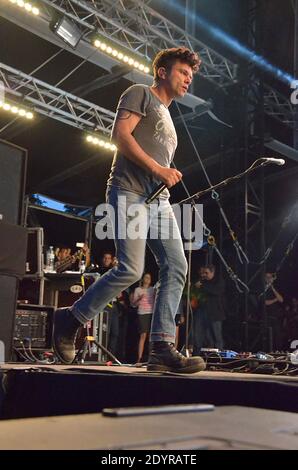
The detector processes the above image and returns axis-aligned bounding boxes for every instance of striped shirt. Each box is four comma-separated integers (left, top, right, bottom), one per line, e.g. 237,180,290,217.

133,287,155,315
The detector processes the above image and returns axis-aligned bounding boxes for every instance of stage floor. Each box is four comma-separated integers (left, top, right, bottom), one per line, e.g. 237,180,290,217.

1,362,298,383
0,362,297,449
0,404,297,450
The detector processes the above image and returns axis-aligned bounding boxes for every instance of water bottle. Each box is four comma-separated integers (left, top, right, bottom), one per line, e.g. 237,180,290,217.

79,259,86,273
45,246,55,272
290,349,298,365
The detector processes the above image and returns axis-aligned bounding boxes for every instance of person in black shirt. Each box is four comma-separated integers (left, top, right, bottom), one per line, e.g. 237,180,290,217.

197,265,225,350
264,272,284,350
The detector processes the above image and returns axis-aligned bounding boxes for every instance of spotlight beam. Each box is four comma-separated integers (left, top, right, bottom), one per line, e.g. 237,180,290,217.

164,0,294,86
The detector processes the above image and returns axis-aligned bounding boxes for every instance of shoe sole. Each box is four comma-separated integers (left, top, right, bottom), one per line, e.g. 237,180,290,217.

53,336,74,365
52,309,75,365
147,362,206,374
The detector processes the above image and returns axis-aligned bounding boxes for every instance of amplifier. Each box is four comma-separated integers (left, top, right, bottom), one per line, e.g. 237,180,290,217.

14,304,54,350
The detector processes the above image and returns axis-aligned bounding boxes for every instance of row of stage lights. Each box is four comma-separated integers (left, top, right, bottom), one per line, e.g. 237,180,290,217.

0,103,114,150
4,3,139,150
0,100,34,119
0,102,115,151
7,0,39,15
0,104,113,151
86,135,117,152
0,97,113,149
0,103,114,152
0,99,115,150
7,0,150,74
93,39,151,74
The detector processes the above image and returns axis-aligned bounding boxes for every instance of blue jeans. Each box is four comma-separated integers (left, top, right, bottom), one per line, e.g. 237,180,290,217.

71,187,187,343
192,308,224,353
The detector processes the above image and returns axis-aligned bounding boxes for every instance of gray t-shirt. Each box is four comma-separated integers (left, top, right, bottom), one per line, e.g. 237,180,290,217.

107,84,177,198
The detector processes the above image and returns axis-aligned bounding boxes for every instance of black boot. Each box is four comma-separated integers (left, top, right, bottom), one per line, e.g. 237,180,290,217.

53,308,82,364
147,342,206,374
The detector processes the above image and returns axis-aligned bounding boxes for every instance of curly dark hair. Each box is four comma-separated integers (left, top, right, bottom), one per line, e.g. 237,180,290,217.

152,47,201,82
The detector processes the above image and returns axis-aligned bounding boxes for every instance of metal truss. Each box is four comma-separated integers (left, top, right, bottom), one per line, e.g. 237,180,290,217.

0,0,206,109
0,1,293,126
39,0,294,125
38,0,237,88
0,62,115,133
263,84,295,128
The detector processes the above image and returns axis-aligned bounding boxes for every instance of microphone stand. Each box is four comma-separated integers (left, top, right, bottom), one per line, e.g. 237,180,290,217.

177,158,282,206
184,202,195,357
177,158,283,354
145,157,285,355
145,159,281,207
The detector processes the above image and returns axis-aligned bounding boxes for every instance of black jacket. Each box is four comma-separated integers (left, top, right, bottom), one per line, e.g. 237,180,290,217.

201,276,226,321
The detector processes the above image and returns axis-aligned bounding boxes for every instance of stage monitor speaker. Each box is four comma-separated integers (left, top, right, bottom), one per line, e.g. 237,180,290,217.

0,222,28,361
0,139,27,225
0,276,19,362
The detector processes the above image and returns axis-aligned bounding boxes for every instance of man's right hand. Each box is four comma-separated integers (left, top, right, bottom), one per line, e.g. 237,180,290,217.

153,166,183,188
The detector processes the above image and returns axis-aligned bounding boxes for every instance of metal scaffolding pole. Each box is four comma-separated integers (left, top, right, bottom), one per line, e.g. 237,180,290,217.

294,0,298,148
243,0,267,351
185,0,196,95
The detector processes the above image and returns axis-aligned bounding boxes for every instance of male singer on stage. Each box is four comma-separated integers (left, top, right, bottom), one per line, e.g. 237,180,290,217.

53,47,206,373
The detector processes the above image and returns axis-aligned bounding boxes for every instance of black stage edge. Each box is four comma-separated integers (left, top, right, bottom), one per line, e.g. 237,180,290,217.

1,366,298,419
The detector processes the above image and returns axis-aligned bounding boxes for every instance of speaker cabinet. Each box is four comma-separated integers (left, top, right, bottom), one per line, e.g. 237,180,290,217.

0,221,28,361
0,139,27,225
0,276,19,361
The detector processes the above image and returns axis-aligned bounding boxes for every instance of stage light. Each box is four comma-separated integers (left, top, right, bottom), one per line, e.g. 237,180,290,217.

85,134,117,152
8,0,39,16
50,14,82,49
0,99,34,119
93,36,151,74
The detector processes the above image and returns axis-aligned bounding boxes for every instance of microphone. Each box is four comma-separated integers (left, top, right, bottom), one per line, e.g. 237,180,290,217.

262,157,285,166
145,183,166,204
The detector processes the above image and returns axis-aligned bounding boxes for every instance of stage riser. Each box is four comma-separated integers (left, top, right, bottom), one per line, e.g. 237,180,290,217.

1,369,297,419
